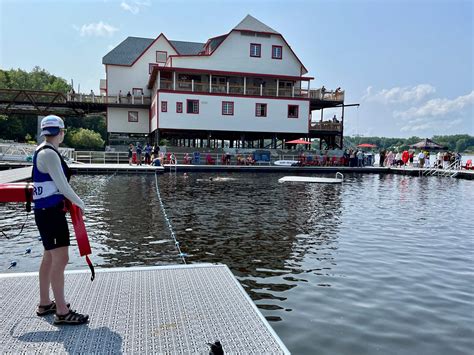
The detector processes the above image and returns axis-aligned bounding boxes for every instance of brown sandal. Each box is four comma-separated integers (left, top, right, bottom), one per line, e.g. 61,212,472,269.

37,301,70,316
54,310,89,325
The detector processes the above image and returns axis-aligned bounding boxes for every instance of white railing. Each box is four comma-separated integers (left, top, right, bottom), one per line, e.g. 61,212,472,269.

309,88,345,101
72,150,350,166
66,93,151,105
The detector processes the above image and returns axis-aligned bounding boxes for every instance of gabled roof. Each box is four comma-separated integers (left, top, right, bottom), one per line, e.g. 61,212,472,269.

169,40,205,55
103,37,205,65
103,37,154,65
233,14,279,34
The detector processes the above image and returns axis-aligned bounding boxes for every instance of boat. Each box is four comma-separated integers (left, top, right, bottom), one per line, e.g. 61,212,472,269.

278,172,344,184
274,160,299,166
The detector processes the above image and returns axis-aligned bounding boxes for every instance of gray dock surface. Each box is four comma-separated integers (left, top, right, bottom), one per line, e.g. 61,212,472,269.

0,264,289,354
0,166,32,184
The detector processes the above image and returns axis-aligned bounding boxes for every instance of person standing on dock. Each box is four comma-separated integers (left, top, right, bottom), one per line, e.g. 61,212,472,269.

33,115,89,325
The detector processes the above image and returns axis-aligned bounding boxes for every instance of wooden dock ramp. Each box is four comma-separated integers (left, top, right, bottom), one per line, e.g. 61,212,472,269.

0,264,289,354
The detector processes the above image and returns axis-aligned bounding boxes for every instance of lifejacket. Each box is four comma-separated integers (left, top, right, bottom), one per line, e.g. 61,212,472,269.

32,145,71,209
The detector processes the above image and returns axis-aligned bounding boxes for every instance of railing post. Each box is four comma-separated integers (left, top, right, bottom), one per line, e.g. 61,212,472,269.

276,79,279,97
209,74,212,93
260,84,263,96
173,72,176,91
157,70,161,90
141,95,144,104
292,86,295,98
244,77,246,95
226,82,229,94
192,79,194,92
132,95,135,104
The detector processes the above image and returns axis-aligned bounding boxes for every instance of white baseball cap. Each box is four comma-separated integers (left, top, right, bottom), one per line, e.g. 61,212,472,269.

40,115,65,136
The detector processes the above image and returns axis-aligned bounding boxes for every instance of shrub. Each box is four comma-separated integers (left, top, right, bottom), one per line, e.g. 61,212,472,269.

68,128,104,150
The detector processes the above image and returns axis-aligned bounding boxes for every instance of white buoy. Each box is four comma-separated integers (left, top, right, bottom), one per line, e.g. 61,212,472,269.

185,228,193,232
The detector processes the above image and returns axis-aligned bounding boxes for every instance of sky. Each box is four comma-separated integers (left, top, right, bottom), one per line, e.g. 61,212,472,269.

0,0,473,138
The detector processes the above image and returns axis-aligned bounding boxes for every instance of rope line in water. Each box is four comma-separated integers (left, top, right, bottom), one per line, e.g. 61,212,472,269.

154,173,187,264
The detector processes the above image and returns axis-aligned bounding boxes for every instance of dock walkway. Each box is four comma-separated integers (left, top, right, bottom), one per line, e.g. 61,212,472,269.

0,264,289,354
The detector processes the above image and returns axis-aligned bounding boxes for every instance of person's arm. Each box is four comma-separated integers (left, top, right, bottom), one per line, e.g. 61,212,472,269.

37,149,85,211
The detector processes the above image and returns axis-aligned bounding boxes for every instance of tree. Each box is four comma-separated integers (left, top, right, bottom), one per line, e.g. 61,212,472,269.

68,128,104,150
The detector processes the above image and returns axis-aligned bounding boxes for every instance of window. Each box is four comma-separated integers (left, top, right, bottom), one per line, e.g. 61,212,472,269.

288,105,299,118
128,111,138,122
272,45,282,59
255,103,267,117
156,51,167,63
161,101,167,112
222,101,234,116
176,102,183,113
186,99,199,114
250,43,261,57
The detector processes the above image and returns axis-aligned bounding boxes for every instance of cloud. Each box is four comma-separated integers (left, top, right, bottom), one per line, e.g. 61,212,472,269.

395,91,474,119
77,22,118,37
397,91,474,132
362,84,436,104
120,0,150,14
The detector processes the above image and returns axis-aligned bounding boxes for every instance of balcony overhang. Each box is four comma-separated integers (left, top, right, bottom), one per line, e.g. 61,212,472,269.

148,66,314,89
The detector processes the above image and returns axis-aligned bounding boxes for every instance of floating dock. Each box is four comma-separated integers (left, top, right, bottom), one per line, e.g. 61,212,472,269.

279,172,343,184
0,264,290,354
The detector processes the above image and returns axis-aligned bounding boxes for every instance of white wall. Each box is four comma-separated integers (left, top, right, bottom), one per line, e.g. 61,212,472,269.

154,92,309,134
108,107,149,133
171,32,303,76
107,35,177,96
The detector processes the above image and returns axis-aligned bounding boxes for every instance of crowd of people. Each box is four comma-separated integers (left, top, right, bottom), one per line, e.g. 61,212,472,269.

378,149,462,168
128,143,176,166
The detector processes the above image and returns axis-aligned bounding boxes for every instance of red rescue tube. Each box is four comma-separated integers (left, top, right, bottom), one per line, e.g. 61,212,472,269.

0,182,94,280
0,183,33,203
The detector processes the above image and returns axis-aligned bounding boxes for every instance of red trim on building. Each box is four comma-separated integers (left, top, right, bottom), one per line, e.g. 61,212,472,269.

272,45,283,60
255,103,267,117
156,50,167,63
222,101,234,116
176,102,183,113
288,104,299,118
186,99,199,114
161,101,167,112
157,89,310,102
250,43,261,58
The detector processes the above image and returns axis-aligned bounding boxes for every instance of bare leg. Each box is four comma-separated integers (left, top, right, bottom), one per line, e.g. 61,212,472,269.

39,250,52,305
49,246,69,315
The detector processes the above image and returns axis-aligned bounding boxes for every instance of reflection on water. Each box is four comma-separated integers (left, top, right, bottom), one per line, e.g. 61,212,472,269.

1,172,473,355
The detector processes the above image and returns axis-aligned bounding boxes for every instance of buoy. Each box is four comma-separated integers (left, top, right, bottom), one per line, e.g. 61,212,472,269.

25,248,31,254
8,261,17,269
37,236,42,241
185,228,193,232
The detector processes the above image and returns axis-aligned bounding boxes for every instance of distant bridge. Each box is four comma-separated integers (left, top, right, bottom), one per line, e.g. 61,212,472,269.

0,89,151,116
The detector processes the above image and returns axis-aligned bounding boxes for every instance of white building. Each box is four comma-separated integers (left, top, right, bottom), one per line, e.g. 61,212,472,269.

102,15,345,148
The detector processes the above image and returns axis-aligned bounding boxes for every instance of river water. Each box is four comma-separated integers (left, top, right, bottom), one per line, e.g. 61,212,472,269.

1,172,473,354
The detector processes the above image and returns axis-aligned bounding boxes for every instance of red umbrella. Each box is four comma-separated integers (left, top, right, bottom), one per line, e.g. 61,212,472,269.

357,143,377,148
286,139,312,145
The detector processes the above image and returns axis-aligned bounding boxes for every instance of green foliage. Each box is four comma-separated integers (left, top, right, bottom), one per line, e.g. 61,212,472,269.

67,128,104,150
0,67,107,145
0,66,70,92
344,134,474,152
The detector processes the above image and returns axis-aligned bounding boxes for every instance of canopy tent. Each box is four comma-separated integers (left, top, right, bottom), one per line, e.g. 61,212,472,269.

286,139,312,145
357,143,377,148
409,138,447,150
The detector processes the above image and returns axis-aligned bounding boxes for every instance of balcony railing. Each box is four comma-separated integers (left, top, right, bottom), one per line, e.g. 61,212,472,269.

310,121,342,132
309,89,344,102
156,78,344,102
66,93,151,105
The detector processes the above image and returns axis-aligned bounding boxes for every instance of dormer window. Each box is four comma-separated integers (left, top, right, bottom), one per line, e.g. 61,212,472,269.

250,43,261,58
272,45,282,59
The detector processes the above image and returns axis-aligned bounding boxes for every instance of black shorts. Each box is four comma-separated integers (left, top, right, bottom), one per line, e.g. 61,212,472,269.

34,202,70,250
